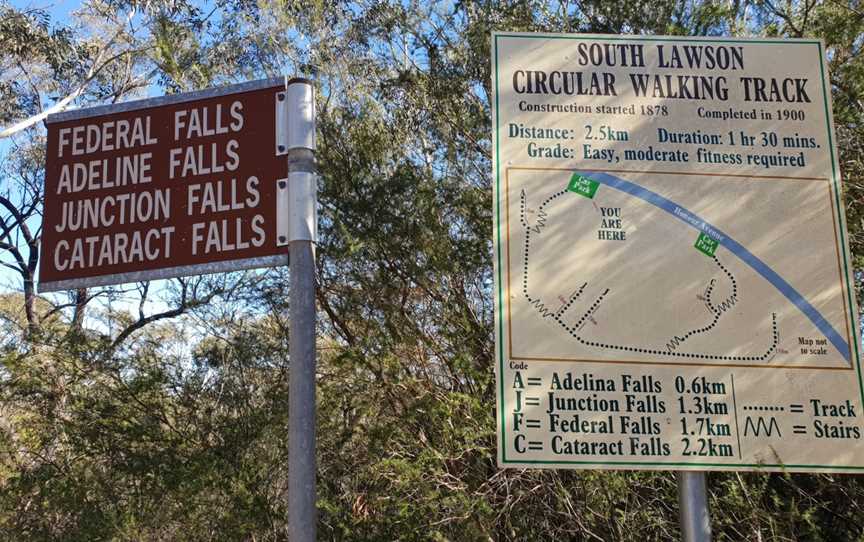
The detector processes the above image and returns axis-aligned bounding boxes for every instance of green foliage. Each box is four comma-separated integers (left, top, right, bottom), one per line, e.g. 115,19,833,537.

153,12,212,92
0,4,76,123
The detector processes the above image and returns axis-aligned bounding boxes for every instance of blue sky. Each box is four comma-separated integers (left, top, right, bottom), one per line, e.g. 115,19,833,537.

10,0,74,21
1,0,172,316
2,0,281,329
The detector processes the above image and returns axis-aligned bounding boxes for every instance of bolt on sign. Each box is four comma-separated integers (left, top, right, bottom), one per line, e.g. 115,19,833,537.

492,32,864,472
38,78,297,293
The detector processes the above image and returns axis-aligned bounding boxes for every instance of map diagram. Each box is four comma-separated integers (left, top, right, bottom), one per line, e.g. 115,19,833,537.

506,167,853,369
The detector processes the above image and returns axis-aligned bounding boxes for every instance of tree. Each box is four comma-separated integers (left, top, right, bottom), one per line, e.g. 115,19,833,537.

1,1,864,540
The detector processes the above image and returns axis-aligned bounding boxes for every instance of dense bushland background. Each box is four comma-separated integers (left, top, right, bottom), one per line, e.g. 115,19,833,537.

1,0,864,539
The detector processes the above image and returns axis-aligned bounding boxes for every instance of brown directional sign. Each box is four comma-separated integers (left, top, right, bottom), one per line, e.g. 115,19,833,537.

38,78,291,292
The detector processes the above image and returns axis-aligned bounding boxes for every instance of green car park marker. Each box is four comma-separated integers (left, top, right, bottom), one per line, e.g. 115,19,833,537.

567,174,599,199
694,232,719,257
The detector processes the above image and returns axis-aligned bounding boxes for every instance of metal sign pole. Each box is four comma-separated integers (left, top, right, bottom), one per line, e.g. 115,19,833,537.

286,78,317,542
678,471,712,542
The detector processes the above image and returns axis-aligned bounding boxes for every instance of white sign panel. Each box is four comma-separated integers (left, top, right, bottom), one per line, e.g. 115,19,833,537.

492,33,863,472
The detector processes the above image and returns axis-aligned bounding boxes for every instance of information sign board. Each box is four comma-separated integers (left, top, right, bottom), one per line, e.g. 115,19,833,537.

39,78,290,292
492,33,863,472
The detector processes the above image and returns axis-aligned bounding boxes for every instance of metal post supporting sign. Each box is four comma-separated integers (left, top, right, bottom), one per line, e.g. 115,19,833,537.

282,79,318,541
36,75,318,539
678,472,712,541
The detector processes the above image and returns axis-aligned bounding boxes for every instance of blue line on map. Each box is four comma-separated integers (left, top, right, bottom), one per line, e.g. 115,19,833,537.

582,171,851,362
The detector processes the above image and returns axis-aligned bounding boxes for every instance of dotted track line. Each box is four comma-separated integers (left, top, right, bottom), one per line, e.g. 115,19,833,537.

556,312,779,362
521,188,779,362
666,255,739,352
520,189,567,235
541,190,569,208
519,189,529,228
555,282,588,318
573,289,609,330
743,405,785,412
706,254,737,313
521,188,570,302
666,312,722,352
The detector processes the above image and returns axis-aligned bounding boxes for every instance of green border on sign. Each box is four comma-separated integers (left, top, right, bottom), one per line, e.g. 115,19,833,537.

492,32,864,472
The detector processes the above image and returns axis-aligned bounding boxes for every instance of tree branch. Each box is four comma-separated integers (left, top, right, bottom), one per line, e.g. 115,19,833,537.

108,280,221,351
0,9,143,138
